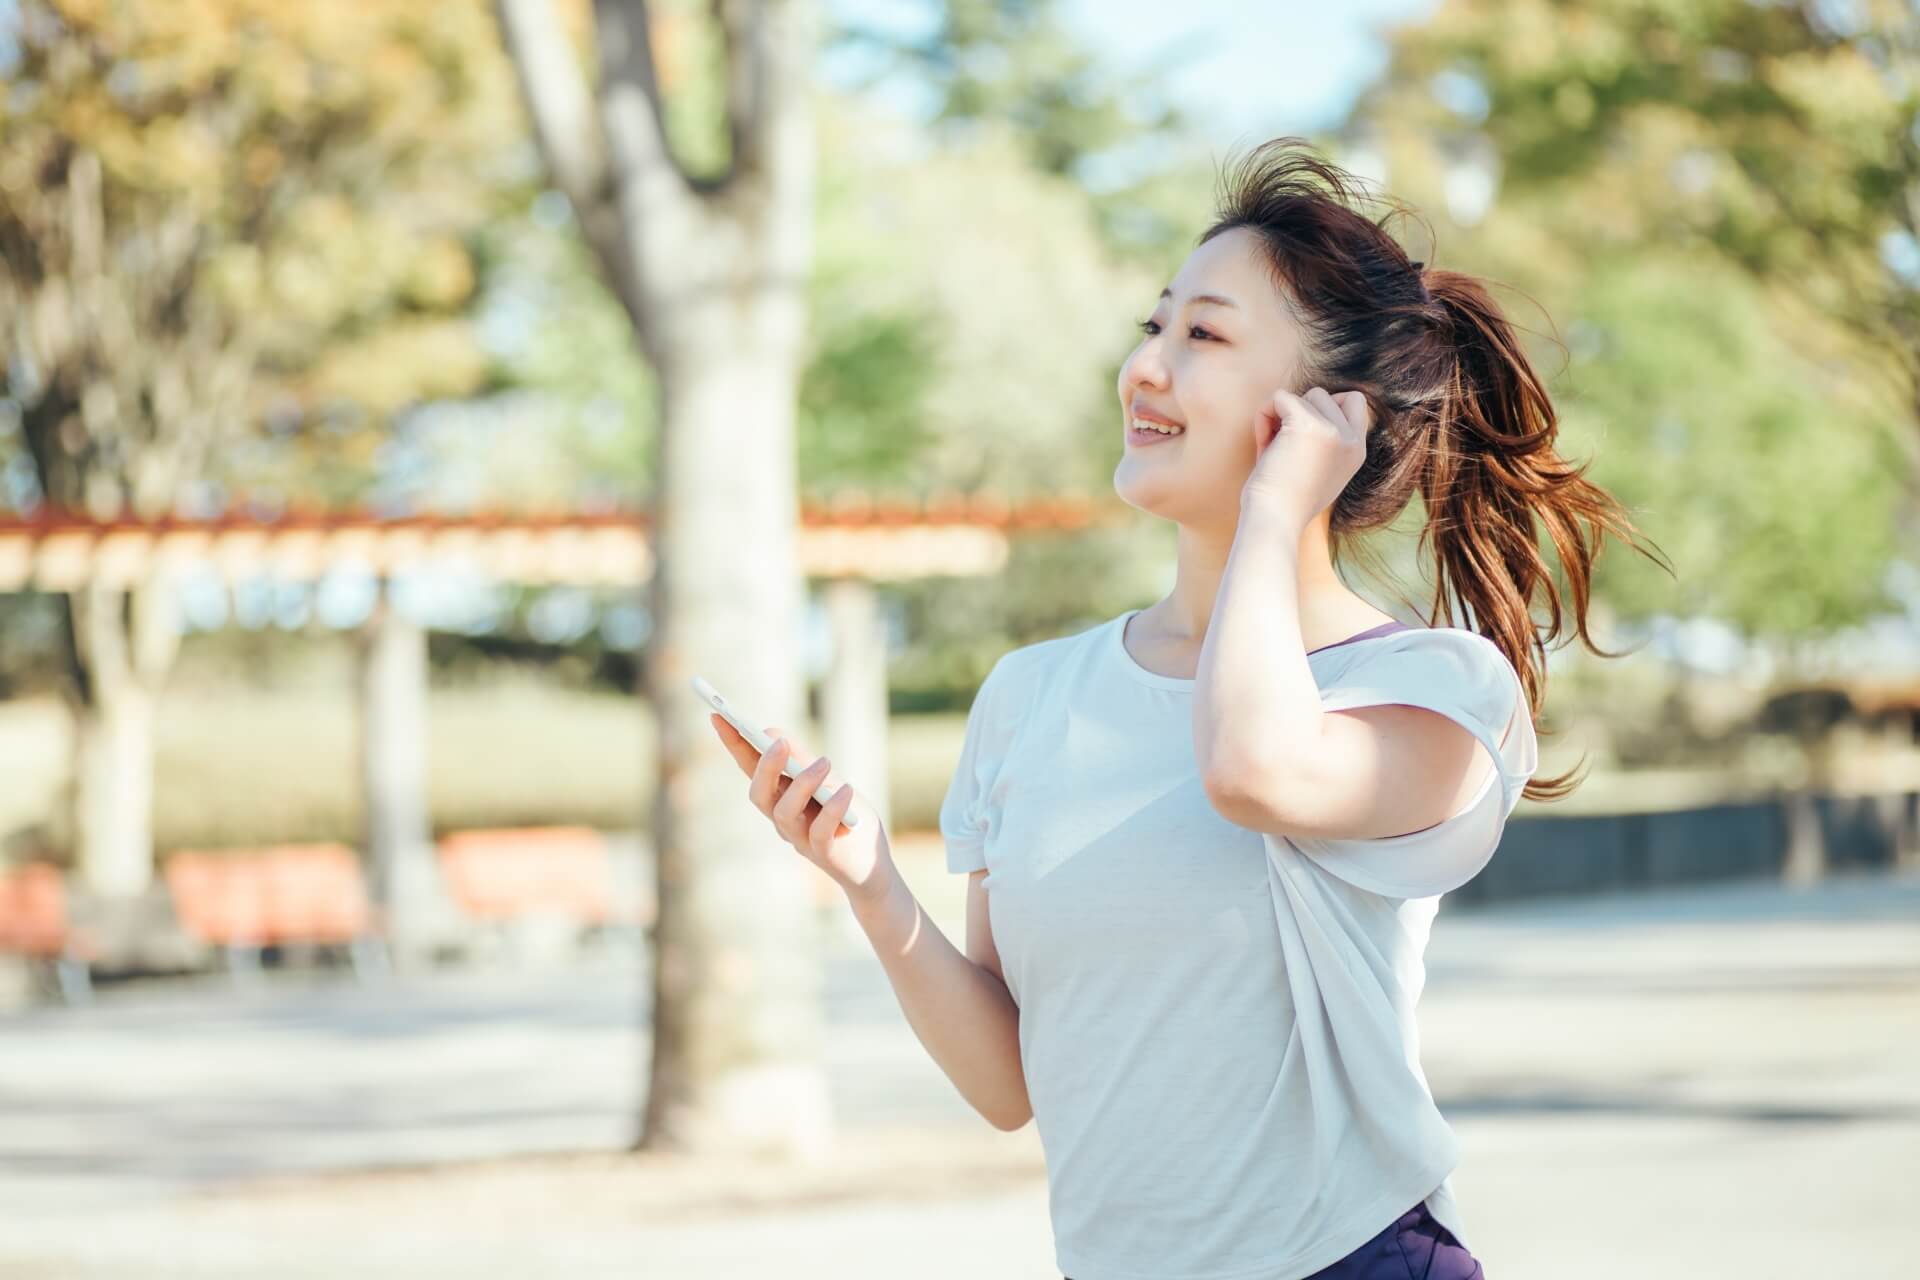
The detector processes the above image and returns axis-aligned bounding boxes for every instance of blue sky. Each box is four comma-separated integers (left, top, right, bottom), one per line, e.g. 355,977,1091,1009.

1056,0,1439,136
825,0,1441,145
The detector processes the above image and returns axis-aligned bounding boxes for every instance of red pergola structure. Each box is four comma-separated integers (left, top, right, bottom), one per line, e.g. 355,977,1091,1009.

0,496,1127,950
0,495,1114,590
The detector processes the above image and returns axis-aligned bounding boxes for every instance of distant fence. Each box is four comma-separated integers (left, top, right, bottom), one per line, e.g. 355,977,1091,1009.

1453,790,1920,906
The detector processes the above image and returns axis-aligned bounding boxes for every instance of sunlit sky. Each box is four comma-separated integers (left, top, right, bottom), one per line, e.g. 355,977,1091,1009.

825,0,1441,145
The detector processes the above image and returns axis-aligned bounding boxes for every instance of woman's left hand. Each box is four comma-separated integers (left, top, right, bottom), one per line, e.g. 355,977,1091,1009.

1243,385,1372,520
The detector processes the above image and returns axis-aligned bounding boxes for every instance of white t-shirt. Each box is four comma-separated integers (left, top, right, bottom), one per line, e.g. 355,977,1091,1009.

938,607,1539,1280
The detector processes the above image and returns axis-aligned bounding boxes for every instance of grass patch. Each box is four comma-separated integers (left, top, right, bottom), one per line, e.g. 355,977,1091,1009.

0,683,971,857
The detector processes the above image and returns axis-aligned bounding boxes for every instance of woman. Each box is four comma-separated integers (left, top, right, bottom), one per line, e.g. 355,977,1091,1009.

712,138,1663,1279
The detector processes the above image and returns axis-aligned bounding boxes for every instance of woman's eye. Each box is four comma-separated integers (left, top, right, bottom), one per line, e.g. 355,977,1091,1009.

1135,319,1214,341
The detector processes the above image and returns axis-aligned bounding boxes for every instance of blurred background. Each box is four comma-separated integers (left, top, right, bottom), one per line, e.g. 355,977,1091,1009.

0,0,1915,1276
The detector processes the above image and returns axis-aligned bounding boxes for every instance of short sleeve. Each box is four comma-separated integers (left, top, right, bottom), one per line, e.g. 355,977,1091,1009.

937,655,1017,874
1287,630,1539,899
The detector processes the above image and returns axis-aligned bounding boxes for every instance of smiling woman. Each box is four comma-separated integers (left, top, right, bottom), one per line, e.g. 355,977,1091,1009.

720,134,1667,1280
949,135,1664,1280
1110,143,1666,780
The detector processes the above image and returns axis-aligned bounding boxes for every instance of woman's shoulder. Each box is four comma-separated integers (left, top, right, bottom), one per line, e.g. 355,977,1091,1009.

986,616,1114,686
1319,624,1524,711
1335,622,1508,661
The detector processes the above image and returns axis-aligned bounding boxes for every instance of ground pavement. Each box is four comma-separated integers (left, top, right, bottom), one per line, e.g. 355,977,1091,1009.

0,850,1914,1279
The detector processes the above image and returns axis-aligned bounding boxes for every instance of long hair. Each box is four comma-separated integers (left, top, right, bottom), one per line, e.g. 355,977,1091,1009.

1202,138,1672,802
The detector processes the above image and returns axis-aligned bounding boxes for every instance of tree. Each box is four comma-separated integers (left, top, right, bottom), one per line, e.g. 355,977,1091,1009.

830,0,1205,262
0,2,513,894
805,95,1161,501
1350,0,1919,644
1383,0,1917,379
492,0,830,1156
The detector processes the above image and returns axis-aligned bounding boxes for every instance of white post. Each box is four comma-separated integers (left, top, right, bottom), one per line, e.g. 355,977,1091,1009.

360,582,448,966
821,578,892,832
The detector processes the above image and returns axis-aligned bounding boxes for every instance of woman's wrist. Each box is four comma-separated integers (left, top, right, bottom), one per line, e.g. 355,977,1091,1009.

1238,489,1314,541
842,848,905,915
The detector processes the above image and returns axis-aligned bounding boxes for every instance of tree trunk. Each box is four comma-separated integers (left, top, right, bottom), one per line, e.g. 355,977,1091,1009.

67,579,177,897
72,669,156,898
640,342,832,1158
497,0,828,1158
1783,733,1835,886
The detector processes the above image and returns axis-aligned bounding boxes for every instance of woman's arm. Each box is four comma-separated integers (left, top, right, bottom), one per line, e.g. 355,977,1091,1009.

846,865,1030,1131
1193,494,1322,789
707,713,1028,1131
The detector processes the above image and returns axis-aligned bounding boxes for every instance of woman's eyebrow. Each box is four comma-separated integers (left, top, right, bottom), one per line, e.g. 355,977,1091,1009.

1159,288,1239,310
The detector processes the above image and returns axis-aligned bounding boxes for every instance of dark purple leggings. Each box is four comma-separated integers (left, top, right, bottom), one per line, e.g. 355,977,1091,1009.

1065,1197,1485,1280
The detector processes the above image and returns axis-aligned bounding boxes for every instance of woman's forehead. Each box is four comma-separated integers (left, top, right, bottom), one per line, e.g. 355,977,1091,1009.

1167,229,1282,310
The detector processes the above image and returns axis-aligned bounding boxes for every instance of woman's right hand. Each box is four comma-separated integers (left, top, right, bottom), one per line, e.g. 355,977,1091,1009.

709,714,894,904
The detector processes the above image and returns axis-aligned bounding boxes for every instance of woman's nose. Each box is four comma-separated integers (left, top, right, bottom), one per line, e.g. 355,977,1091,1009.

1123,348,1169,390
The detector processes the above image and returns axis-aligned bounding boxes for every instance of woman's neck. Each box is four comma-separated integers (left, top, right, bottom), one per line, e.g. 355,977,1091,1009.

1149,508,1374,645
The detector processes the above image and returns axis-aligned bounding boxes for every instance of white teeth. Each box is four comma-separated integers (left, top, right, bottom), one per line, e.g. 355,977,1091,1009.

1131,417,1183,435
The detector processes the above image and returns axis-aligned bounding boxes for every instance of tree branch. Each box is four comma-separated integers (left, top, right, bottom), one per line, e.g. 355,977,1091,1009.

686,0,816,281
712,0,771,186
593,0,702,203
743,0,818,277
494,0,617,218
495,0,658,331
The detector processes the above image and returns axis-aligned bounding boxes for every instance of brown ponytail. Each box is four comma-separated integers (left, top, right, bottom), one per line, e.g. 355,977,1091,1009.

1203,138,1672,803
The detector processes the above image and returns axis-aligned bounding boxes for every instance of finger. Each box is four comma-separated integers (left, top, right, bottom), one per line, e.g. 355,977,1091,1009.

1251,397,1277,446
774,751,831,824
1251,402,1278,452
1335,390,1372,434
1270,387,1313,430
1267,393,1310,449
809,783,856,852
1304,386,1343,423
774,754,833,838
763,725,821,772
748,734,793,814
711,715,762,778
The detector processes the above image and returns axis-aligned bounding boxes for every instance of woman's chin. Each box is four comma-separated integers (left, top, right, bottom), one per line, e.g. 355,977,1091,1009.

1113,469,1189,521
1117,464,1244,527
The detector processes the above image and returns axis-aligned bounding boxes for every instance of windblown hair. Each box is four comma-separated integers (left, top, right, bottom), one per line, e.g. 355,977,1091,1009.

1203,138,1671,802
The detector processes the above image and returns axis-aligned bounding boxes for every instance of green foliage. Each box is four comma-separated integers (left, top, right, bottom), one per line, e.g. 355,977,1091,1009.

1380,0,1917,391
798,301,942,491
803,95,1159,500
828,0,1214,265
0,0,522,515
1558,253,1908,631
454,213,658,509
1355,0,1920,640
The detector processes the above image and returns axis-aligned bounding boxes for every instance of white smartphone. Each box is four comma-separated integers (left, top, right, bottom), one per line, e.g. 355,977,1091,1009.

690,674,860,829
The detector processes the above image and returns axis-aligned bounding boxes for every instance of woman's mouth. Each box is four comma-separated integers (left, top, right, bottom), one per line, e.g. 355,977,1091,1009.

1127,416,1186,447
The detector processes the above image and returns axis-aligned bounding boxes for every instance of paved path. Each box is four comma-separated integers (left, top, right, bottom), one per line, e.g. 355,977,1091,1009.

0,863,1915,1278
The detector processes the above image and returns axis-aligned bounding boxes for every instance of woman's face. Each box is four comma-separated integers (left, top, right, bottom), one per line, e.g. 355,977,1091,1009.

1114,227,1308,526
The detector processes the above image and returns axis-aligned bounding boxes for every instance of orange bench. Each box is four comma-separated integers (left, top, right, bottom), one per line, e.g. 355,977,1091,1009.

436,827,645,929
0,863,94,1003
164,844,387,980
